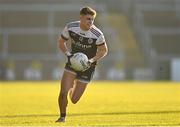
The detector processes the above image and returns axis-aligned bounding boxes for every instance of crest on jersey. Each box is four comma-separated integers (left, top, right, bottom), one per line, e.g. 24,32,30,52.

88,38,93,44
79,36,83,42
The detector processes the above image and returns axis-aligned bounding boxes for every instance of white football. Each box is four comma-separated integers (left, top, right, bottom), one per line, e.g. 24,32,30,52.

70,52,89,71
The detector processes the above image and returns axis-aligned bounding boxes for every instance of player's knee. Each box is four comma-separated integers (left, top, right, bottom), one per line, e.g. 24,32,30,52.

71,99,78,104
70,96,79,104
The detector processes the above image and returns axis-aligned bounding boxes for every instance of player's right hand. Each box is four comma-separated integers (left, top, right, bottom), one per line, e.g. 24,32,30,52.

65,51,73,65
67,53,74,65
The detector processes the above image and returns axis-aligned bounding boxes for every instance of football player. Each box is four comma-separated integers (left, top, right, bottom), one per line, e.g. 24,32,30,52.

56,6,108,122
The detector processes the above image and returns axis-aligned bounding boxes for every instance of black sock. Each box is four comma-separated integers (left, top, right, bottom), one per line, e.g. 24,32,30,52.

61,113,66,118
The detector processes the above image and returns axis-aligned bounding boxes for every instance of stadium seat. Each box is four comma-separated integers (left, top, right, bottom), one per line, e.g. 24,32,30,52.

143,11,180,28
8,34,56,54
152,34,180,55
2,11,48,28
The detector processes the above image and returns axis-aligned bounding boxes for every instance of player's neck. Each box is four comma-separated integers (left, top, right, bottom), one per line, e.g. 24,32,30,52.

80,23,90,31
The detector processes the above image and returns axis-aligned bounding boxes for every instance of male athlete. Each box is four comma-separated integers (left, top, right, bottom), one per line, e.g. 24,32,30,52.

56,6,108,122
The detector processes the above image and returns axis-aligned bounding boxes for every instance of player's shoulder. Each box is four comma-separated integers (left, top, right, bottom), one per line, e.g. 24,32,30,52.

90,25,104,38
66,21,80,29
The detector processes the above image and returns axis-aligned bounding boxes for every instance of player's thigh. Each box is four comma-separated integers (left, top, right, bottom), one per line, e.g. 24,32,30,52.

71,80,88,100
61,70,76,92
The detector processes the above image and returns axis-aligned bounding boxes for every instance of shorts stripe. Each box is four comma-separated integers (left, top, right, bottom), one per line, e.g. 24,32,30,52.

77,79,90,84
64,69,77,75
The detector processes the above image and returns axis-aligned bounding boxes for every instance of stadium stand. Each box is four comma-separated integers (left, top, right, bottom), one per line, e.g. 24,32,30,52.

54,12,79,27
0,34,2,53
100,14,145,79
0,0,179,80
8,34,55,54
152,34,180,55
0,12,3,55
143,11,180,28
96,0,180,80
1,11,48,28
133,3,180,80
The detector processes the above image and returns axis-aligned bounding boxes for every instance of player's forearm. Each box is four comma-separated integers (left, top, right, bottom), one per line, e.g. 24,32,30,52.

89,43,108,62
58,37,71,56
90,51,107,62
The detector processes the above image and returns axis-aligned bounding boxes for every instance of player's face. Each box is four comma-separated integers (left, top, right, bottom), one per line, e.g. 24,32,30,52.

80,14,95,30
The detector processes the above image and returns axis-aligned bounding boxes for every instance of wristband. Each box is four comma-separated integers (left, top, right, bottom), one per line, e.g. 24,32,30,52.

89,58,95,63
65,51,71,56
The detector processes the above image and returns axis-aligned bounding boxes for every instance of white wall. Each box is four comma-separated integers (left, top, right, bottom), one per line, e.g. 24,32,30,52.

171,58,180,81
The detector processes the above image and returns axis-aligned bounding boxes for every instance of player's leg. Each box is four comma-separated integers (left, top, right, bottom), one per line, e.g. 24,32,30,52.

69,66,95,104
56,70,76,122
69,80,88,104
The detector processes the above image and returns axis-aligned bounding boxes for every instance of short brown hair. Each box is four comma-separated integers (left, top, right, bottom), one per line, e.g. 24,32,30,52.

80,6,97,18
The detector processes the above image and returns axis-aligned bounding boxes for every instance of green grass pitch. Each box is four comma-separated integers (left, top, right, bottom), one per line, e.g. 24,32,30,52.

0,81,180,126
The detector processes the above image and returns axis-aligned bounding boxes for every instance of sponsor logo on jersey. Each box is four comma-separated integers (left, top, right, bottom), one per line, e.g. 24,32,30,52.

88,38,93,44
72,39,92,49
76,42,92,49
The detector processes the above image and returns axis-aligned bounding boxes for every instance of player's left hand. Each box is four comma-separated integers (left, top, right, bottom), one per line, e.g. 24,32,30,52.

87,60,92,67
82,59,93,72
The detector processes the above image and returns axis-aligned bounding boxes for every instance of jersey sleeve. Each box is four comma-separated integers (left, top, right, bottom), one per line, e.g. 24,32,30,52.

61,26,69,41
96,34,106,46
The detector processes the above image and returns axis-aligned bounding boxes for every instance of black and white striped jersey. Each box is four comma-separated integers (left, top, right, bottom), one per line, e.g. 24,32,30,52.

61,21,106,59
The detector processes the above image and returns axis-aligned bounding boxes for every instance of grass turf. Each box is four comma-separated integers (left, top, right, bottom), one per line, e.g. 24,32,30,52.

0,81,180,126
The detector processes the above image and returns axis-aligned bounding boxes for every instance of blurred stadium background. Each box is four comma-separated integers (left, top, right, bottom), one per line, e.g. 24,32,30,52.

0,0,180,81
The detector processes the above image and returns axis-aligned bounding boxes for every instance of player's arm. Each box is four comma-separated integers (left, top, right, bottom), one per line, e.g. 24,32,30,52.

58,36,73,64
89,42,108,63
58,36,71,56
58,25,72,56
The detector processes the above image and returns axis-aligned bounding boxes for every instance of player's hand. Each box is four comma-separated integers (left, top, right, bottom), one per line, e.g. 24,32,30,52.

67,54,73,65
87,60,92,67
65,51,73,65
82,59,93,71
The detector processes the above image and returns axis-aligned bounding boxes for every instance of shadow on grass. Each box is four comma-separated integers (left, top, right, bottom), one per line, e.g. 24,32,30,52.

1,110,180,118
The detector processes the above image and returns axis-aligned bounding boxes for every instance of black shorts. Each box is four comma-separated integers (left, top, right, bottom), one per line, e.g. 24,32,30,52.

64,62,96,83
